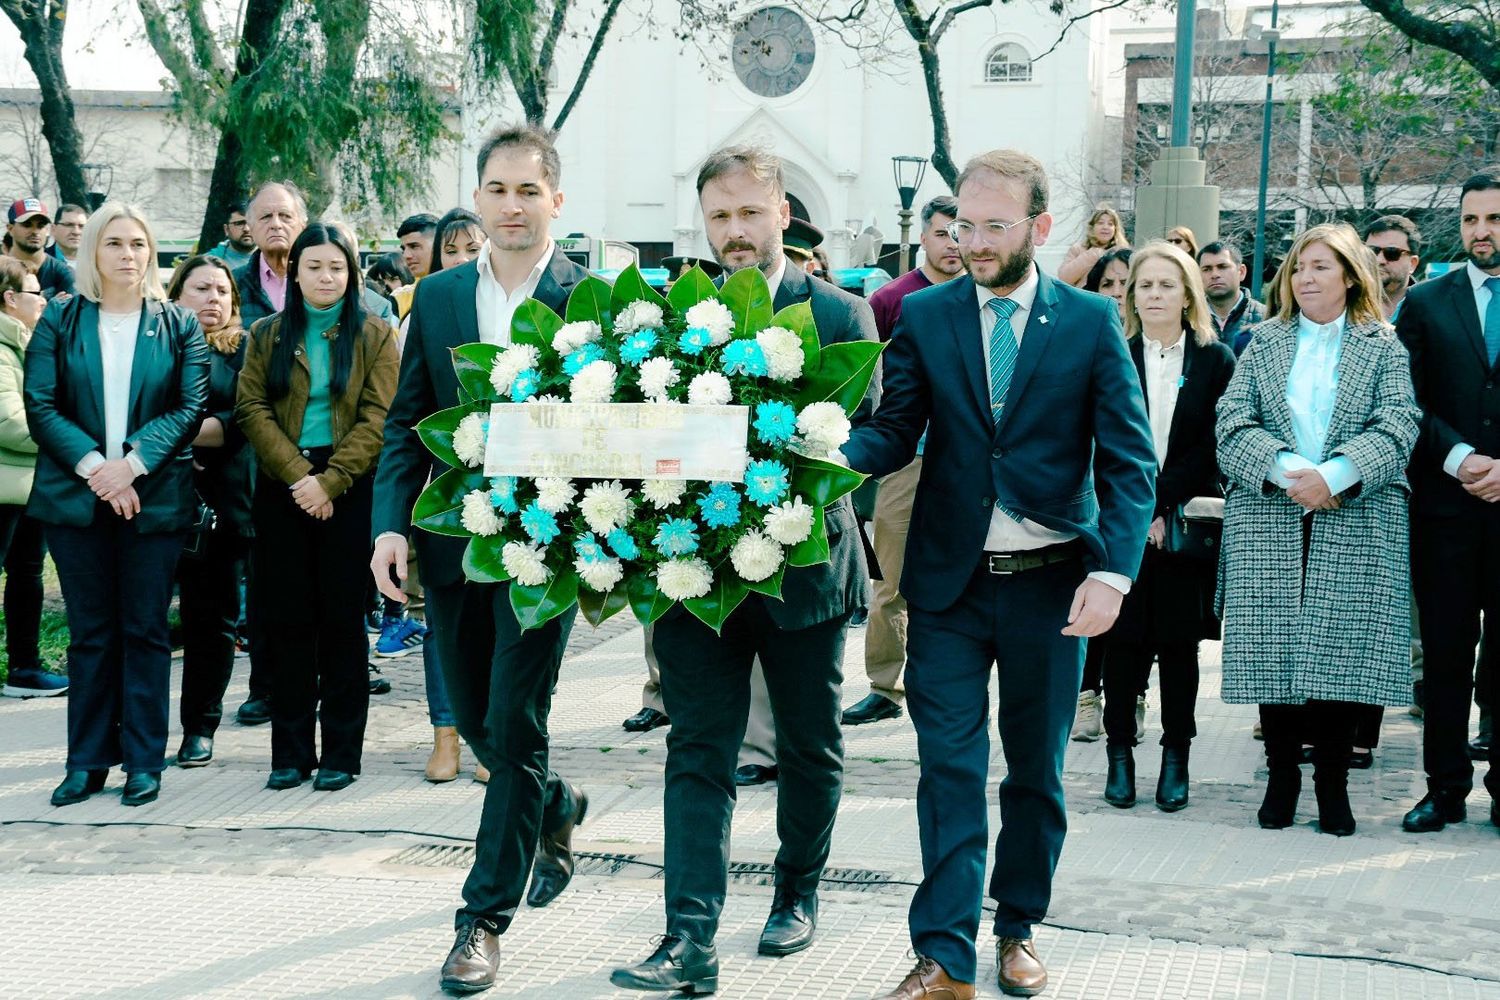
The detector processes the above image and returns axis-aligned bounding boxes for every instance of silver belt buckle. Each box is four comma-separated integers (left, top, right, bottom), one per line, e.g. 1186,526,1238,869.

987,554,1014,575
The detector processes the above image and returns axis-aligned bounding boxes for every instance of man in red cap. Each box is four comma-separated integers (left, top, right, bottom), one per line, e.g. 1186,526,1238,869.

5,199,74,300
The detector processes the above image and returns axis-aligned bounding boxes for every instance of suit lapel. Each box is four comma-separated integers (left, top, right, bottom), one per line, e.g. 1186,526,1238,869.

1323,321,1381,454
1446,268,1488,368
535,245,587,314
125,302,160,426
77,299,106,432
774,264,811,312
996,271,1059,435
1259,318,1300,444
449,264,480,346
947,276,992,424
1164,334,1200,458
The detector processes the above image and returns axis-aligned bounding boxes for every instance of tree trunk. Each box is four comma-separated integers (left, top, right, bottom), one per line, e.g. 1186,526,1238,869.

2,1,88,208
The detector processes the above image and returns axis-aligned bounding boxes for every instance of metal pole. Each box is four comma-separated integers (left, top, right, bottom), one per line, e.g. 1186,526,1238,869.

1251,0,1281,301
897,208,914,275
1170,0,1198,147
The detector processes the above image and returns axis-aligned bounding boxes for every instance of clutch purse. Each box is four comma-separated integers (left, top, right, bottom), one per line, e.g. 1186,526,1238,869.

180,492,219,561
1163,496,1223,559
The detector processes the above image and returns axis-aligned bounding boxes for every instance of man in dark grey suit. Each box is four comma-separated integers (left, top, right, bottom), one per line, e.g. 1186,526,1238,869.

370,124,591,995
611,147,879,994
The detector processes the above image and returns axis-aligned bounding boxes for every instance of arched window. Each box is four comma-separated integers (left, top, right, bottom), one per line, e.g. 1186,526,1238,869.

984,42,1032,83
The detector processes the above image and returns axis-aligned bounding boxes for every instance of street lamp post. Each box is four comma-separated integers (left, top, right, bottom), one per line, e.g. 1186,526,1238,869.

1250,0,1281,301
892,155,927,275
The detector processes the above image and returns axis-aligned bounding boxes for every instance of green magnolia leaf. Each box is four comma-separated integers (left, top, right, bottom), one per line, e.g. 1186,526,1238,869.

413,467,488,536
578,584,630,627
795,340,885,415
610,263,667,312
719,266,774,338
453,343,502,403
627,571,676,625
683,571,749,633
666,266,719,313
742,561,787,600
771,301,821,376
510,569,581,631
511,299,564,350
790,455,867,508
462,534,511,583
565,274,614,328
786,508,830,567
418,402,485,470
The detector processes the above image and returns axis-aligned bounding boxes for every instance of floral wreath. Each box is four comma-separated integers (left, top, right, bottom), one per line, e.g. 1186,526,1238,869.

412,264,882,632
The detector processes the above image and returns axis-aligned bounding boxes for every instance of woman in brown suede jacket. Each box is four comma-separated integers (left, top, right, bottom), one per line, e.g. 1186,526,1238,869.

236,221,398,793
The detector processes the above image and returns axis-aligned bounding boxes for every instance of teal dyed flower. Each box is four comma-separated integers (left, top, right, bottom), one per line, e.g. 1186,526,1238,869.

620,329,659,367
489,476,520,515
744,459,790,507
678,328,713,356
697,482,741,529
574,536,608,563
519,501,559,544
607,528,640,560
511,368,541,402
721,340,769,377
753,401,797,446
563,343,607,376
653,517,700,557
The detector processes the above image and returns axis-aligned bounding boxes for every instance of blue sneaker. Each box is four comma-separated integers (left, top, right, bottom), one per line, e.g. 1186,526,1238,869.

375,615,427,658
3,669,69,698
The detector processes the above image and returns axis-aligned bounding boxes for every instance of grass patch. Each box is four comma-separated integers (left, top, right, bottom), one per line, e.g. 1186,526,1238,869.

0,556,70,688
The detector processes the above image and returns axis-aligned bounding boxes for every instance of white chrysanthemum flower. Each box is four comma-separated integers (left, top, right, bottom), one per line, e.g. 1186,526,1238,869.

460,490,504,536
638,356,680,401
528,393,566,405
570,359,617,404
730,530,784,582
579,480,632,535
552,320,601,355
685,299,734,345
795,401,852,454
641,479,687,508
764,497,814,545
452,412,487,467
501,542,549,586
535,477,577,514
613,301,664,335
576,556,625,592
755,326,805,382
656,557,714,601
687,371,733,407
489,343,541,397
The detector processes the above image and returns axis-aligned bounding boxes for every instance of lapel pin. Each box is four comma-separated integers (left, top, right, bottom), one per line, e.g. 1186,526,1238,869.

1038,315,1049,325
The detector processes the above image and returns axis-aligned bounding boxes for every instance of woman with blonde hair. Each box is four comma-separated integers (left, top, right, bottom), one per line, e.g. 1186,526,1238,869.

1059,203,1129,286
1166,226,1200,260
1216,223,1419,836
1100,242,1236,811
24,203,210,807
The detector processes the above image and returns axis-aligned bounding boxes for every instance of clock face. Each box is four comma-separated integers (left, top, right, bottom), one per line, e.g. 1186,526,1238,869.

732,7,816,98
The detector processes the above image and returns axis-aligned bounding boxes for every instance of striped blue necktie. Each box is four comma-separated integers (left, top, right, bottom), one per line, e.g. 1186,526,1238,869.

986,297,1023,523
1484,276,1500,367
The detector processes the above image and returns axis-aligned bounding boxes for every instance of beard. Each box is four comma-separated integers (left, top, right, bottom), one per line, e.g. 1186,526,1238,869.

1467,240,1497,270
964,229,1035,289
711,237,779,275
1381,272,1407,296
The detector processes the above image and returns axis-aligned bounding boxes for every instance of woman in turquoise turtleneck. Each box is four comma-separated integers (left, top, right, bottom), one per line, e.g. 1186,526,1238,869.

236,222,398,793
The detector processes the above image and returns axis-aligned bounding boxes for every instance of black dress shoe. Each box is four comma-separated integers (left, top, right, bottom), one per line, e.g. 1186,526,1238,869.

1348,750,1374,770
121,772,161,806
236,696,272,726
623,707,670,732
176,735,214,767
50,770,107,807
734,763,778,786
266,768,311,790
1104,745,1135,808
368,664,392,695
313,769,356,791
758,889,817,956
439,917,500,994
1468,735,1492,761
841,692,903,726
610,935,719,993
1155,746,1190,812
528,787,588,907
1403,791,1467,832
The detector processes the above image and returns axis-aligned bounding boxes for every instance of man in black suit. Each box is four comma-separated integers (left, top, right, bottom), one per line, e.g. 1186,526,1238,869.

1398,165,1500,836
370,124,591,995
843,150,1154,999
611,146,879,994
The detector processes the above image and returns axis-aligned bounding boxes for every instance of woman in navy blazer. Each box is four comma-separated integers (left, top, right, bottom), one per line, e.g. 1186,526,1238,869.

24,203,209,808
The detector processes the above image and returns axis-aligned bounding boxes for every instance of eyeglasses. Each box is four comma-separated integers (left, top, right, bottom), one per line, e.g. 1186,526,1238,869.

1366,245,1411,262
944,216,1037,244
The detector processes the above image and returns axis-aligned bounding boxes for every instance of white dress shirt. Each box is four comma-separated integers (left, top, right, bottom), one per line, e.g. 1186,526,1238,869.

1440,262,1500,479
976,266,1130,594
1142,332,1186,468
1267,312,1361,497
475,238,553,347
75,308,148,479
765,256,787,301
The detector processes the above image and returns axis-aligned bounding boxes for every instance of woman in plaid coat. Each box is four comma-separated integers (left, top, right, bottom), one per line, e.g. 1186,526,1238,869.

1216,223,1420,837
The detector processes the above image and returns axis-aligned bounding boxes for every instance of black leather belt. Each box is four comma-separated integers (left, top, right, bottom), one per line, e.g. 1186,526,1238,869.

984,540,1083,575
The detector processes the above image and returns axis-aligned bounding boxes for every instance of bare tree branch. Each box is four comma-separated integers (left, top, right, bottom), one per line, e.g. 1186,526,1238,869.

551,0,626,132
1033,0,1137,62
1358,0,1500,88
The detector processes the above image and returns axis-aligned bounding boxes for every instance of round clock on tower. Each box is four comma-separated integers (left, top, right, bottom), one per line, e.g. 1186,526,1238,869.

732,7,817,99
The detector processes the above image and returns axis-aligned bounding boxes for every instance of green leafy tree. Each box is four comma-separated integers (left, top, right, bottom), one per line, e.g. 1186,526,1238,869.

471,0,628,131
1357,0,1500,90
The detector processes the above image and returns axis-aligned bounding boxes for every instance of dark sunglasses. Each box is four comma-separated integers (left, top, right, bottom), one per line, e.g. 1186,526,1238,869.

1366,245,1410,262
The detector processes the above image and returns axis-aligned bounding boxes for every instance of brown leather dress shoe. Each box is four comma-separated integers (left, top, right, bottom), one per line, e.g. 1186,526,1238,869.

996,938,1047,997
874,955,976,999
439,919,499,994
526,785,589,907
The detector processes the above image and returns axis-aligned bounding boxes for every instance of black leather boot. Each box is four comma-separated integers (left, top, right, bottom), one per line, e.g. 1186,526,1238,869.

1313,746,1355,836
1156,745,1190,812
1258,742,1302,830
1104,745,1135,807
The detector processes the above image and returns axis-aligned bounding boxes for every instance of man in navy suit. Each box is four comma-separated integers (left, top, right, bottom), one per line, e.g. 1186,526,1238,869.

843,150,1154,999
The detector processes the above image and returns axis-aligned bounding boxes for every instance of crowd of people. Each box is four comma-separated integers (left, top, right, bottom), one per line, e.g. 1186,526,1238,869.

0,125,1496,998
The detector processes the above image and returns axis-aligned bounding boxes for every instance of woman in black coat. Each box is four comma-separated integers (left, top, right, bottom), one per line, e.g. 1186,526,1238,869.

1101,241,1235,812
23,203,209,808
